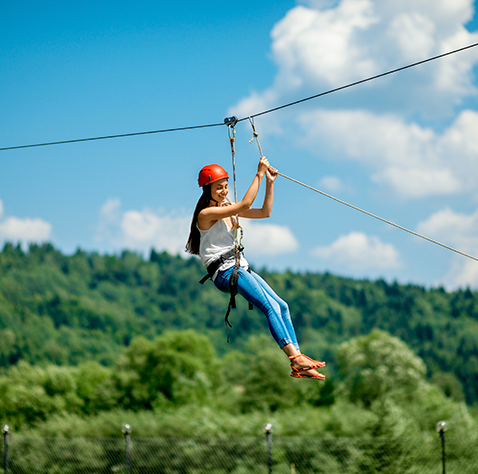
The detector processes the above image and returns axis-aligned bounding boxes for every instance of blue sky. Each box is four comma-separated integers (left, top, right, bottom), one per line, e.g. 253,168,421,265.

1,0,478,289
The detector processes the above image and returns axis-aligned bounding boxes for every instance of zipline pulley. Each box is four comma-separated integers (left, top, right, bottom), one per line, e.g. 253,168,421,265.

224,116,239,128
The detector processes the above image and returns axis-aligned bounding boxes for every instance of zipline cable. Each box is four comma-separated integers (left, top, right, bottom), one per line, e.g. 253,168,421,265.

2,41,478,152
0,122,224,151
247,114,478,263
239,41,478,122
276,172,478,263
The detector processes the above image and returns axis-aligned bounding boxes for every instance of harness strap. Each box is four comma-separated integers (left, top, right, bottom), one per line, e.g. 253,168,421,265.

199,246,240,284
224,245,241,343
199,245,253,343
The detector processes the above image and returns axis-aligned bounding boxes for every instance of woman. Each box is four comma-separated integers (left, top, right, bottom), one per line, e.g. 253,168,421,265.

186,157,325,379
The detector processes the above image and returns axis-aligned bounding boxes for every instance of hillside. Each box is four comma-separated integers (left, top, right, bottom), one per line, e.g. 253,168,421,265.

0,242,476,403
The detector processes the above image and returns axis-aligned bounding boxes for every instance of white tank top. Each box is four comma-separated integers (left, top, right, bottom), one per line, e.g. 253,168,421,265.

198,219,249,280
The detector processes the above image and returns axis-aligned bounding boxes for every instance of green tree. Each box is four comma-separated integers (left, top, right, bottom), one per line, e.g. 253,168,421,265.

115,329,221,409
336,329,427,407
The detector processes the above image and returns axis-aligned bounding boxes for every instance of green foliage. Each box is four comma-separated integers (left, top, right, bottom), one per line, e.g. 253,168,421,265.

115,330,221,409
0,327,474,471
0,361,83,426
1,243,478,405
1,242,478,448
336,329,427,407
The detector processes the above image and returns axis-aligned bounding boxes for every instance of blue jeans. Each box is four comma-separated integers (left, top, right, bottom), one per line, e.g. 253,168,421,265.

214,266,300,349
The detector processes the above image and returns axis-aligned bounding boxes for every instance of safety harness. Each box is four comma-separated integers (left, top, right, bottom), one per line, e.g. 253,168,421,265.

199,243,253,342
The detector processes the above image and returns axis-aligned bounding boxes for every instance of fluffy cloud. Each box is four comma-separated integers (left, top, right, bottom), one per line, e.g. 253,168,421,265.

226,0,478,287
0,199,52,244
417,207,478,288
96,198,191,255
233,0,478,118
318,175,344,192
417,207,478,251
297,108,478,198
271,0,379,88
240,219,299,255
312,231,401,269
96,199,299,257
227,0,478,202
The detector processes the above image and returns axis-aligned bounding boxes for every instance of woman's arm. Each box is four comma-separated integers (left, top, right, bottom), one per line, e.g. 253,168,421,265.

240,167,278,219
198,157,269,227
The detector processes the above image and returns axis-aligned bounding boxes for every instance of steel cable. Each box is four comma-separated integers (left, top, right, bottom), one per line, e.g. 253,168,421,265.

2,41,478,152
276,171,478,262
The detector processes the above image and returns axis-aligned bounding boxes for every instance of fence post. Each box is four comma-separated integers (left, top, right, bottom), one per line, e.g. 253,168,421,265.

263,423,272,474
2,424,10,474
436,420,448,474
122,424,132,474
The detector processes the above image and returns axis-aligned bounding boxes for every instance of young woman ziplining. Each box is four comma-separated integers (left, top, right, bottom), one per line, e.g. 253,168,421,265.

186,156,325,379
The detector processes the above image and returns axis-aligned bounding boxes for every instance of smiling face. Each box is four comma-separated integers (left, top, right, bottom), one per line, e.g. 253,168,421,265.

209,178,229,205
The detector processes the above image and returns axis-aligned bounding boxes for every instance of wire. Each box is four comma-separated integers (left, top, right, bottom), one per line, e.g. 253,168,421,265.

2,41,478,152
277,171,478,262
247,107,478,262
0,122,224,151
240,41,478,121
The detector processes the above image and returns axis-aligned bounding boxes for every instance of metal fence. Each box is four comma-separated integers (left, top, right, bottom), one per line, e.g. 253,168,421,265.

0,434,476,473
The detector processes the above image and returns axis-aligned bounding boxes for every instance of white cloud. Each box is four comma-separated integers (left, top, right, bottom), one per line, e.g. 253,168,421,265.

318,175,344,192
96,199,299,258
96,198,190,255
417,207,478,251
232,0,478,118
417,207,478,288
442,259,478,290
0,199,52,243
387,12,436,62
297,108,478,198
99,197,121,223
312,231,401,269
229,0,478,202
120,210,190,253
240,219,299,256
272,0,379,86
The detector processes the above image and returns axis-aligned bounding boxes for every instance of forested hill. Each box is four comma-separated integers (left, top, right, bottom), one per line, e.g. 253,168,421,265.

0,243,477,404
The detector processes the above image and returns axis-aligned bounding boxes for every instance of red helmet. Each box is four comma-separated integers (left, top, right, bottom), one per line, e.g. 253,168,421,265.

198,164,229,187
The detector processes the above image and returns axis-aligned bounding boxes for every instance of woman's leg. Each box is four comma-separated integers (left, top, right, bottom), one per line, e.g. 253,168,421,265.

247,271,300,349
215,267,297,349
214,267,325,377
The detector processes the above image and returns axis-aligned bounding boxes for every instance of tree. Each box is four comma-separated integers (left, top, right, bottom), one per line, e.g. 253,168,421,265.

115,330,221,409
336,329,427,407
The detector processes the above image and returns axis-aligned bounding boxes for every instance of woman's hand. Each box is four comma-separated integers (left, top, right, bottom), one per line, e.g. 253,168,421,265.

266,166,278,182
257,156,270,176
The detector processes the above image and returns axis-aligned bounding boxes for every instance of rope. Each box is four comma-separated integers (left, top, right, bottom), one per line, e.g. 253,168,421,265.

228,125,238,205
277,172,478,263
227,122,243,246
248,117,264,157
2,41,478,152
246,117,478,263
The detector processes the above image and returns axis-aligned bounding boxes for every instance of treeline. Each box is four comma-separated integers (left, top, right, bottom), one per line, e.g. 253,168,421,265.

1,329,476,472
0,328,471,436
0,242,477,404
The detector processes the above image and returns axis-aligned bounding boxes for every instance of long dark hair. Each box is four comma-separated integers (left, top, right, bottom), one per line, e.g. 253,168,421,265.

186,185,213,255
